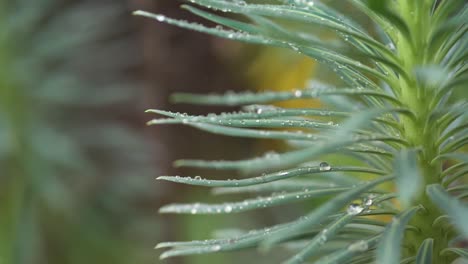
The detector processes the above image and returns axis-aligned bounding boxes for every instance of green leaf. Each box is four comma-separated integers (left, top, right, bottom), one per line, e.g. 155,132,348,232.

414,65,451,90
159,187,350,215
138,1,401,86
432,0,466,26
185,123,325,141
426,184,468,238
171,89,400,106
444,166,468,187
437,123,468,147
441,134,468,153
365,0,412,43
181,5,260,34
149,116,336,130
187,0,389,53
211,179,353,195
170,108,402,172
314,236,380,264
415,238,433,264
283,213,356,264
435,24,468,64
260,175,393,248
440,248,468,259
157,236,265,258
348,0,397,41
157,213,341,258
376,206,421,264
132,10,273,45
393,149,422,207
157,166,386,187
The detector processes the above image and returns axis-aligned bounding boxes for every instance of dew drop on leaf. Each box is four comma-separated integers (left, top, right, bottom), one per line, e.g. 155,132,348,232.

211,245,221,251
348,240,368,252
347,203,364,215
224,205,233,213
319,162,331,171
155,15,166,22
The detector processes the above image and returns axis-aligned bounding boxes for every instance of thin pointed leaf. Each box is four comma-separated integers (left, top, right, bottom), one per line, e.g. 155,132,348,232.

440,248,468,259
284,213,356,264
394,149,423,207
157,166,386,187
426,184,468,238
187,123,324,141
260,175,393,248
157,213,340,258
188,0,397,61
171,89,400,106
174,143,383,173
181,5,260,34
133,10,273,45
415,238,433,264
432,153,468,165
314,236,380,264
146,107,349,120
365,0,412,42
159,187,350,215
376,206,421,264
212,179,350,195
172,108,399,172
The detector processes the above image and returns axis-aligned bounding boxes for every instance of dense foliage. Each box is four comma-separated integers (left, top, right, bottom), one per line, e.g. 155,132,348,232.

137,0,467,263
0,1,154,263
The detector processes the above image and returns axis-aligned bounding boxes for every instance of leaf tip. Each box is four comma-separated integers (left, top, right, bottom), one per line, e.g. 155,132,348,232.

132,10,146,16
146,119,157,125
159,251,172,260
173,160,183,167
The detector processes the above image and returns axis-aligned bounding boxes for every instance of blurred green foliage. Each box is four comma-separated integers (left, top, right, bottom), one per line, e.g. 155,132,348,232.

0,1,158,263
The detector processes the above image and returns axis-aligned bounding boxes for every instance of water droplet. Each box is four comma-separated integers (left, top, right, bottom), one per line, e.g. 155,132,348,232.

348,240,368,252
294,90,303,97
289,44,299,51
364,194,376,206
318,228,328,244
224,205,233,213
347,203,364,215
211,245,221,251
264,151,280,159
155,15,166,22
319,162,331,171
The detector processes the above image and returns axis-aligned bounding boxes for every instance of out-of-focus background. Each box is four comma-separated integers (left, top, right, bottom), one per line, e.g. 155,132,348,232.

0,0,343,263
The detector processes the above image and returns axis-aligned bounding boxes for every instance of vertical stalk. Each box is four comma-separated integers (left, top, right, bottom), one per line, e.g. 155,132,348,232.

394,1,455,262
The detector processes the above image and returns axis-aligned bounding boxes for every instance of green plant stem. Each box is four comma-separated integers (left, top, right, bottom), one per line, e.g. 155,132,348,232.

395,2,456,263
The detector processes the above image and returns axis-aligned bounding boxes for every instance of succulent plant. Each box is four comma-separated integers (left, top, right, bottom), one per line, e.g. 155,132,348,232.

136,0,467,263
